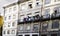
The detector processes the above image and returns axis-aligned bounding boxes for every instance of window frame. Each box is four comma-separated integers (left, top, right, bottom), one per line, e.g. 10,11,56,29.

33,24,39,32
52,20,59,29
41,21,48,31
44,0,51,4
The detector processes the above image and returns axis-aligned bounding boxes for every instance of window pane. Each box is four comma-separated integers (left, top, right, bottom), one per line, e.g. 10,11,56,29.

19,25,23,31
45,0,51,4
36,2,41,6
54,7,60,13
44,9,50,15
29,4,32,8
33,24,39,32
9,16,11,19
25,24,31,31
12,22,15,26
52,20,59,29
11,30,15,34
3,31,6,34
42,23,48,31
7,30,10,34
13,6,16,11
43,9,50,18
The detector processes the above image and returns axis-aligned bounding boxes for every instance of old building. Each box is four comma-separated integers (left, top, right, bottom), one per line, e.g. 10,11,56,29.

2,1,18,36
2,0,60,36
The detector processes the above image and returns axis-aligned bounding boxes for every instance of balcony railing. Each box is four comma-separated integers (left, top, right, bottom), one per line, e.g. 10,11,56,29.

41,14,50,21
51,12,60,20
18,12,60,24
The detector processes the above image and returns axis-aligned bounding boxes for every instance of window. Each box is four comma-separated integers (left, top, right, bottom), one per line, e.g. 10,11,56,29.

42,22,48,31
55,0,57,2
41,34,47,36
25,35,30,36
5,8,7,13
43,9,50,18
33,24,39,32
36,2,40,6
3,31,6,34
11,30,15,34
19,35,23,36
55,0,60,2
54,7,60,13
13,6,16,11
9,15,11,19
8,24,10,27
29,4,32,8
36,0,39,1
52,20,59,29
58,0,60,1
19,25,23,31
21,4,26,10
35,11,39,14
44,9,50,15
9,8,12,12
13,14,16,19
32,34,38,36
25,25,31,31
8,23,10,27
45,0,51,4
7,30,10,34
12,22,15,26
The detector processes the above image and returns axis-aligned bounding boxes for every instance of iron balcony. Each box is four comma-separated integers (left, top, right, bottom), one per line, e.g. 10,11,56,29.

18,13,60,24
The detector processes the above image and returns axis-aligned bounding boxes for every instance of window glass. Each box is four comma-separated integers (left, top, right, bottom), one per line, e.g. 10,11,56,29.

54,7,60,13
55,0,60,2
25,25,31,31
44,9,50,15
13,14,16,19
52,20,59,29
12,22,15,26
29,4,32,8
13,6,16,11
21,4,27,10
36,2,41,6
42,22,48,31
43,9,50,18
9,16,11,19
11,30,15,34
5,8,8,13
58,0,60,1
36,0,39,1
33,24,39,32
7,30,10,34
19,25,23,31
3,31,6,34
54,0,56,2
9,8,12,12
45,0,51,4
8,23,10,27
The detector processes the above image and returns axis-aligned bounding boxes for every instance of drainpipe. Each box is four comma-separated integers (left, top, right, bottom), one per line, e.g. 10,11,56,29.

39,0,44,36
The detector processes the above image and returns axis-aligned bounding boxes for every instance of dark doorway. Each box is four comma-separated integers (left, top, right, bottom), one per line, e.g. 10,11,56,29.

19,35,23,36
41,34,47,36
25,35,30,36
51,34,57,36
32,34,38,36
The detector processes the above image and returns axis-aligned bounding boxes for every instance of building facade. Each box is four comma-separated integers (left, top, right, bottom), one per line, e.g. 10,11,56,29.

3,2,18,36
2,0,60,36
